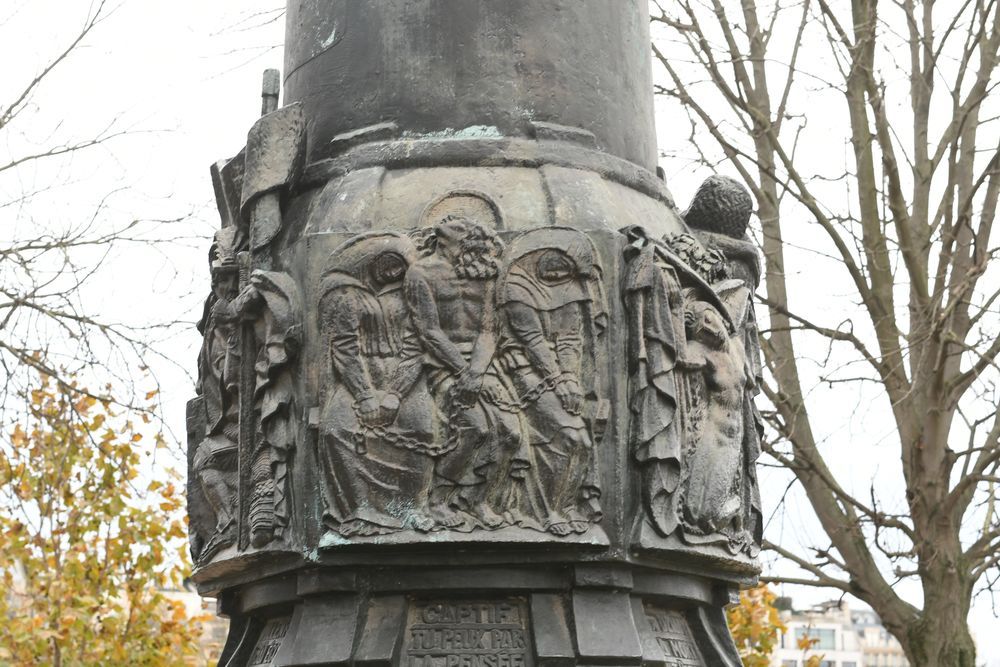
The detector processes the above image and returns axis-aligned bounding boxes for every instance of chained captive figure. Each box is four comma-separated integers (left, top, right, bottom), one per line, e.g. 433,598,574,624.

317,233,436,538
498,228,606,535
403,216,525,531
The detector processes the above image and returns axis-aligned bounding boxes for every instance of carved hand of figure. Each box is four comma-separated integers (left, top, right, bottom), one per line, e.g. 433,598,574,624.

236,284,262,320
555,376,583,415
454,366,485,407
379,392,401,425
356,394,382,428
479,376,506,406
211,298,238,324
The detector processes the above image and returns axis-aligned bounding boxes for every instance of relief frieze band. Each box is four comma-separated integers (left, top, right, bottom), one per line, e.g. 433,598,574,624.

188,176,764,568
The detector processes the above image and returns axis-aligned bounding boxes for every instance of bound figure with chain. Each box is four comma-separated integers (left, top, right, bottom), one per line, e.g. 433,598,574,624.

317,233,436,538
404,216,527,531
497,228,606,535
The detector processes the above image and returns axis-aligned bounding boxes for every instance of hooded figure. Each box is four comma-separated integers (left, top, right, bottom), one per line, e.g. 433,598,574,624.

623,242,687,537
498,227,607,535
318,233,436,538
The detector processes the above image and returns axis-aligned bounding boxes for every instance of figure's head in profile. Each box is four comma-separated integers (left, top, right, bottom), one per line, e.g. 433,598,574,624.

536,250,576,286
498,227,607,330
370,249,408,288
503,227,602,286
209,227,239,301
685,301,729,350
683,175,754,239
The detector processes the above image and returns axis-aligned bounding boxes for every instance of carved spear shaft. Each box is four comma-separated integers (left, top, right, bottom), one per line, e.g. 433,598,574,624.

236,69,281,549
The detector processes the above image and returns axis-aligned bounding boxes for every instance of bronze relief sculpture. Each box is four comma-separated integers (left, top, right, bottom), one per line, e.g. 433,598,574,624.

312,217,611,541
188,229,241,564
318,232,436,538
188,3,764,664
404,217,525,532
497,228,607,536
624,175,763,557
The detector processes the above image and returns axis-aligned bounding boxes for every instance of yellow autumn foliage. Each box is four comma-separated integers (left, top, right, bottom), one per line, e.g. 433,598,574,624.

727,584,787,667
0,374,204,666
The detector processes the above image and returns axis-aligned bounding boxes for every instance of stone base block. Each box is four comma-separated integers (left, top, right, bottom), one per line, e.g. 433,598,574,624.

216,566,741,667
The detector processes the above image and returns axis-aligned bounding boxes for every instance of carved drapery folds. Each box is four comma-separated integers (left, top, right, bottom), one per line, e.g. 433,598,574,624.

187,229,241,564
188,102,306,561
317,232,437,537
187,169,763,566
234,271,302,548
498,228,608,535
191,5,765,660
624,175,763,558
314,215,609,542
187,242,303,561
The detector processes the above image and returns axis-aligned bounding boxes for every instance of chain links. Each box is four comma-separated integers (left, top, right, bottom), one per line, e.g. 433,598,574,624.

487,372,562,413
348,370,566,456
350,423,453,456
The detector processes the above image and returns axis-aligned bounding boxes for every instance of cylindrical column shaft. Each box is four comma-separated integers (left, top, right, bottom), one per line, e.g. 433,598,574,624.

283,0,658,170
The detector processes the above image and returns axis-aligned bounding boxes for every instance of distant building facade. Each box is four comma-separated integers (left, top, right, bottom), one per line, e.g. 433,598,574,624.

772,599,908,667
851,608,909,667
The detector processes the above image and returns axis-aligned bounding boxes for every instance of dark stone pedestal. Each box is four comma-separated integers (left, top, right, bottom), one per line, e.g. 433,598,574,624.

217,565,741,666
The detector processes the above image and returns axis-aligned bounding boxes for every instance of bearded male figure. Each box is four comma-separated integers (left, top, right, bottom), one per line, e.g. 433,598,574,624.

403,216,525,530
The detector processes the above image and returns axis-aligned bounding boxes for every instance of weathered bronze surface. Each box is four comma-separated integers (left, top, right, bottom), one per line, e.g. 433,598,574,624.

187,2,763,664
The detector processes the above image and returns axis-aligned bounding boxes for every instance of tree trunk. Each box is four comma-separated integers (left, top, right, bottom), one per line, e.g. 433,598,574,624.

905,612,976,667
903,559,976,667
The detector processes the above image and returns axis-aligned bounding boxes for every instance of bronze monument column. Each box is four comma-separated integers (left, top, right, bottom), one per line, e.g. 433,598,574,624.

187,2,762,664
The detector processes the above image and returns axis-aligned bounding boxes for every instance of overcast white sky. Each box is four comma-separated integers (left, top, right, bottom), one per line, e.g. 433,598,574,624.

1,1,997,664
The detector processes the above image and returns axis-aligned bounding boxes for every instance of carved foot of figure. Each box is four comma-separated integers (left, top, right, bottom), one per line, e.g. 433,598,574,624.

648,488,681,536
408,513,436,532
249,479,276,548
720,497,742,528
339,519,386,537
429,504,471,531
545,515,573,536
250,524,274,548
471,503,506,529
565,510,591,534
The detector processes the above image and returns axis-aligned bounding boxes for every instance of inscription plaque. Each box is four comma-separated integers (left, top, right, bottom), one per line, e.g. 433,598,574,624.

643,606,704,667
248,616,291,666
404,599,534,667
